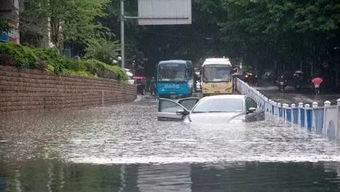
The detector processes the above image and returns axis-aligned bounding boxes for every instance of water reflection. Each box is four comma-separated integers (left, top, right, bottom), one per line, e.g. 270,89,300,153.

2,160,340,192
137,164,191,192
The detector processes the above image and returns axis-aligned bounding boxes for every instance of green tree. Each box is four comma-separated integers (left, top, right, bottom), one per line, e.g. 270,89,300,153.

217,0,340,76
0,18,10,33
85,36,120,64
22,0,110,52
93,0,339,81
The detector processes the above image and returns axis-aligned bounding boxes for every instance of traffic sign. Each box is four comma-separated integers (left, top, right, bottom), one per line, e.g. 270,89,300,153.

138,0,192,25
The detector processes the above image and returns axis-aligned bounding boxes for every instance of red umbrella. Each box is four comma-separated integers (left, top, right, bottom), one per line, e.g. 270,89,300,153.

312,77,323,86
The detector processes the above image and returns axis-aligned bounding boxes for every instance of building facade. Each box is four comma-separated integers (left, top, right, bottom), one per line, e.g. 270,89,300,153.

0,0,20,44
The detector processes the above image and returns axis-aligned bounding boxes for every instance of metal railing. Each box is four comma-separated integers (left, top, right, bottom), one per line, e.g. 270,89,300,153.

236,78,340,140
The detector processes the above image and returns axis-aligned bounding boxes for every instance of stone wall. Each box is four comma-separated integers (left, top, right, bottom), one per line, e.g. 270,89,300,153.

0,66,136,112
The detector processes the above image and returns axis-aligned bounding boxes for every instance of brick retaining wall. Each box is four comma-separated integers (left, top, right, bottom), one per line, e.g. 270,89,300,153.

0,66,137,112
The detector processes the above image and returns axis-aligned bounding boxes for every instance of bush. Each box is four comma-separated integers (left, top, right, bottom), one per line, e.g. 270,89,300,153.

0,42,127,81
0,42,37,68
85,37,120,64
84,59,128,81
33,48,68,73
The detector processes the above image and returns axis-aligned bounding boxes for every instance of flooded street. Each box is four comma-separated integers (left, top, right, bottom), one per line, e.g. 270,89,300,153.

1,96,340,191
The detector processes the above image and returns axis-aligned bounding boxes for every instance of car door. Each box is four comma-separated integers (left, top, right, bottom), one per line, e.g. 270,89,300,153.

178,97,200,111
245,97,265,122
157,98,199,121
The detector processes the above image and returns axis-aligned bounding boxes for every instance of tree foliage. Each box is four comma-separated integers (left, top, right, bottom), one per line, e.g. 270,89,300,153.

20,0,340,82
22,0,110,51
0,18,10,33
217,0,339,75
85,36,120,64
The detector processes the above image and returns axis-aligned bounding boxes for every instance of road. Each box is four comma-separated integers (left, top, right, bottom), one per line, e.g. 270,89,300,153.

1,96,340,191
255,85,340,105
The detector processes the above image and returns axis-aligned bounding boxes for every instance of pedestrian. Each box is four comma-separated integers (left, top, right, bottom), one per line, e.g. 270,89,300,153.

311,76,323,95
150,76,156,96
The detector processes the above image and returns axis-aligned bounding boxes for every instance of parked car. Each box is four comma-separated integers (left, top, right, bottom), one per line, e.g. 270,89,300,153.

157,95,264,123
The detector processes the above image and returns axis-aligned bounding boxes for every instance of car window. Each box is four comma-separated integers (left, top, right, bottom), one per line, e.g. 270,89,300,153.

159,99,185,113
245,97,257,109
178,98,199,110
192,98,243,113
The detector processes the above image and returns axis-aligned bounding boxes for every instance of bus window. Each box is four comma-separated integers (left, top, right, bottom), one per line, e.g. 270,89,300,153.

203,65,231,82
158,64,186,82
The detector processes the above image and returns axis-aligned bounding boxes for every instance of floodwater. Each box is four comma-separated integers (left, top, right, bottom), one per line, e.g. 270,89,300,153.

1,96,340,191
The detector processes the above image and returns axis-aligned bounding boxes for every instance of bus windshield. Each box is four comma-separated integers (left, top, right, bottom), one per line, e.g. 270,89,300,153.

203,65,231,82
158,63,187,82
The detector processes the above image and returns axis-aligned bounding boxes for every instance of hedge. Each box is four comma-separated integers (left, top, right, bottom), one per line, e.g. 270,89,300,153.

0,42,37,68
0,42,128,81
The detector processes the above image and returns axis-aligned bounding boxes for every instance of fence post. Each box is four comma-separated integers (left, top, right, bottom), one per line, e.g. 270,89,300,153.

323,101,331,136
337,99,340,139
278,103,282,117
291,104,296,123
305,104,312,130
298,102,304,127
283,103,288,121
312,102,318,132
273,102,277,116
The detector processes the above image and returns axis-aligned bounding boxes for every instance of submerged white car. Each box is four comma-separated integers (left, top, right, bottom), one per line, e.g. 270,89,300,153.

157,95,264,123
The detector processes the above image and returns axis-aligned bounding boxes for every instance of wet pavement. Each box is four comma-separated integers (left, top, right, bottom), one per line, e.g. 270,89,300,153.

1,96,340,191
255,85,340,105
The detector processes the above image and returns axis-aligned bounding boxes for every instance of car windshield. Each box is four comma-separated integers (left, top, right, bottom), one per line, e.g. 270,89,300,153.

203,65,231,82
192,98,243,113
158,63,186,81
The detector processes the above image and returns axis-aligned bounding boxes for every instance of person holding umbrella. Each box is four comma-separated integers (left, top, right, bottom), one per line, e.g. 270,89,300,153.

311,76,324,95
293,70,304,90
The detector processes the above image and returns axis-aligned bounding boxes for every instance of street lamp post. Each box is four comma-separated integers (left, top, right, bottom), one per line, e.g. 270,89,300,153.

120,0,125,69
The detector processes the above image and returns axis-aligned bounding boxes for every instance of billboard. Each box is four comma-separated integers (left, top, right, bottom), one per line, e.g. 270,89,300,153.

138,0,191,25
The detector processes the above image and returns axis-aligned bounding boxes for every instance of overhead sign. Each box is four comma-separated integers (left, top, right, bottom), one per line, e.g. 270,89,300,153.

138,0,192,25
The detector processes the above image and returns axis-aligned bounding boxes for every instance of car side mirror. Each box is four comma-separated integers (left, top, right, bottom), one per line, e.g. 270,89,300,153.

176,109,189,116
247,107,256,114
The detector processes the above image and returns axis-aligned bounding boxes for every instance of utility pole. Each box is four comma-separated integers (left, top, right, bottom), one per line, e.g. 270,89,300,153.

120,0,125,69
119,0,191,69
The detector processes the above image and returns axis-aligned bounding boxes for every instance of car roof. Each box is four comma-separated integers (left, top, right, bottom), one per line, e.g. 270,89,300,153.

200,95,246,101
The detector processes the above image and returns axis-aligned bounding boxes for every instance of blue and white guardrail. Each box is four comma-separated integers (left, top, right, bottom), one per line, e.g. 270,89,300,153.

236,78,340,140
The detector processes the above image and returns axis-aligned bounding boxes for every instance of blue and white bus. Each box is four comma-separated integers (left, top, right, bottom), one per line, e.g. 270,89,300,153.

157,60,193,98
